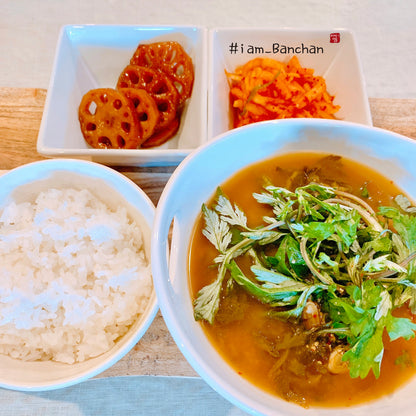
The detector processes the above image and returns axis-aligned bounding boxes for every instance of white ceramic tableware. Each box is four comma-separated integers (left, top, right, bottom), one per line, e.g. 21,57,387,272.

152,118,416,416
208,28,372,139
0,159,158,391
37,25,207,166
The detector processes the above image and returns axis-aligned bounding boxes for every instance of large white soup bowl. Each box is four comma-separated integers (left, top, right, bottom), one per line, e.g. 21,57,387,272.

152,118,416,416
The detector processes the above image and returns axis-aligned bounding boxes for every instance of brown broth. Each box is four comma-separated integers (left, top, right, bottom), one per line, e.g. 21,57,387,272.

188,152,416,408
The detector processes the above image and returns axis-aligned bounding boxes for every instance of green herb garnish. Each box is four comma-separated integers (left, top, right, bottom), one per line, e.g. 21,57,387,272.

193,183,416,379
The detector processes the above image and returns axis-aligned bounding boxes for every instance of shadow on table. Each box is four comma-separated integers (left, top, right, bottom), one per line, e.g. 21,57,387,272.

0,376,250,415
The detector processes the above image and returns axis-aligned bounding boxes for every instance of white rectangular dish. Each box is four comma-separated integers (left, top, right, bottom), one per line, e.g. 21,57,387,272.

208,28,372,139
38,26,372,166
37,25,208,166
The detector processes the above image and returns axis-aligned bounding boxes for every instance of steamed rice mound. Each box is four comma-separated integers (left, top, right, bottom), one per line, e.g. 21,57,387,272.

0,188,152,364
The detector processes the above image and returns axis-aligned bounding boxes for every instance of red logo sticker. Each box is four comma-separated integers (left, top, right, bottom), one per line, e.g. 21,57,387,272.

330,33,340,43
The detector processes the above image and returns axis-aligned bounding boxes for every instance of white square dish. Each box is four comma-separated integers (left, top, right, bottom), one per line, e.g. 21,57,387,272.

37,25,208,166
208,28,372,139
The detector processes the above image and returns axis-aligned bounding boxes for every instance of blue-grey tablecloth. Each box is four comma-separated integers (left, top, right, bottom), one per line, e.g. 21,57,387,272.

0,376,250,416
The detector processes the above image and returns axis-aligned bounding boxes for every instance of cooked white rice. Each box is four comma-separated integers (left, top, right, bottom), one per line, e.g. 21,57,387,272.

0,187,152,364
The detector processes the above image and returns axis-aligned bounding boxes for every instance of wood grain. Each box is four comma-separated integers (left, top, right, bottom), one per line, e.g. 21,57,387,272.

0,88,47,169
370,98,416,139
1,89,416,172
1,88,416,378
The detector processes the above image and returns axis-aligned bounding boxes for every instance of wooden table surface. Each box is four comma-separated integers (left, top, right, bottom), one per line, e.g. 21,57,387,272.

1,87,416,378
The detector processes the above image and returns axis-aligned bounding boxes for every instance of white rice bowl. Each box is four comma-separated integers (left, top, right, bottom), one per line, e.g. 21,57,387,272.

0,159,157,391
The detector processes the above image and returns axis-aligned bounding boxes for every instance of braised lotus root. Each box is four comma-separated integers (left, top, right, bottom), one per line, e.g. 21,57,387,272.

117,65,179,132
78,88,142,149
130,41,194,105
141,116,180,149
119,88,159,140
78,40,194,149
